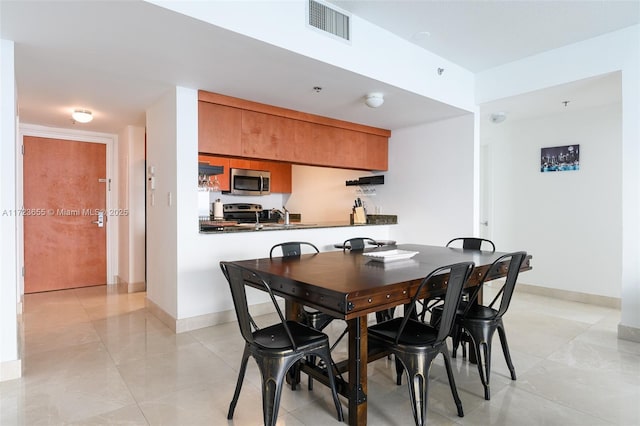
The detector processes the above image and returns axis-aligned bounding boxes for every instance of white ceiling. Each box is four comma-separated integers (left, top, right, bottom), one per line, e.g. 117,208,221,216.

329,0,639,73
1,0,637,135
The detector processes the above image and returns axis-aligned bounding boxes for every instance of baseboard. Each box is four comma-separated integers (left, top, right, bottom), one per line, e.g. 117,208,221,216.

618,323,640,343
115,276,145,293
145,298,177,333
145,297,279,334
515,282,621,308
0,359,22,382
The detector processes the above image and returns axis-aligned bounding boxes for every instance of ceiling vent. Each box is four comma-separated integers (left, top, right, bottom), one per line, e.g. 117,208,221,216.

308,0,350,42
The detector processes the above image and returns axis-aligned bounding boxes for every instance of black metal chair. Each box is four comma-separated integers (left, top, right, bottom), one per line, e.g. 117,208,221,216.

432,251,527,400
269,241,320,260
342,237,379,252
368,261,475,426
417,237,496,323
220,261,344,426
269,241,341,390
446,237,496,252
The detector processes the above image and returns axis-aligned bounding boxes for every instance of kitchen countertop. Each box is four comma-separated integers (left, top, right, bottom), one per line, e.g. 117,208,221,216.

199,221,396,234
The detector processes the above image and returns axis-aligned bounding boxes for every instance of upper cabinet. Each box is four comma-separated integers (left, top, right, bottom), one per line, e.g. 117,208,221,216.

241,110,295,160
198,90,390,171
198,102,242,156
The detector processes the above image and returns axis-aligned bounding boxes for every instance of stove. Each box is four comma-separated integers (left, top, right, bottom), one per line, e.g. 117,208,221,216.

222,203,281,223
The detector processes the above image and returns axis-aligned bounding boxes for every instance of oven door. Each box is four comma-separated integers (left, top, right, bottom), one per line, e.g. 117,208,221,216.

230,168,271,195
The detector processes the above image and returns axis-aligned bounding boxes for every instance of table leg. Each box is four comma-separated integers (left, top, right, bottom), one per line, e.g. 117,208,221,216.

347,317,368,426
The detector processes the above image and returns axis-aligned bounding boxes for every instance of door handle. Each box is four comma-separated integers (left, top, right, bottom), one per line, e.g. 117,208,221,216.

91,211,104,228
480,220,489,226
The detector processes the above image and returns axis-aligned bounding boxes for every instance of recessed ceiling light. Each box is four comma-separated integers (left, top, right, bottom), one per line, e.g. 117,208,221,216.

72,109,93,123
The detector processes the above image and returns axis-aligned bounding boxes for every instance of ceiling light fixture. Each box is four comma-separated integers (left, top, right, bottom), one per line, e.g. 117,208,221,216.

489,112,507,124
365,93,384,108
72,109,93,123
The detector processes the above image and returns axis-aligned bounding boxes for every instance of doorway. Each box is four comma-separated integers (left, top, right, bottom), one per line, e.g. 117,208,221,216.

21,131,115,293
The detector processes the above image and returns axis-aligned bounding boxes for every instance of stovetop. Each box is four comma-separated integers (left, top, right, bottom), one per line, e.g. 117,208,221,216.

223,203,262,213
222,203,281,223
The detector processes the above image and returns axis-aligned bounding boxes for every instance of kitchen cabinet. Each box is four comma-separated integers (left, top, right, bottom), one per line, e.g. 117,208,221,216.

311,125,363,169
198,91,390,171
229,158,252,169
256,160,292,193
364,134,388,171
198,102,242,156
241,110,295,161
198,154,230,191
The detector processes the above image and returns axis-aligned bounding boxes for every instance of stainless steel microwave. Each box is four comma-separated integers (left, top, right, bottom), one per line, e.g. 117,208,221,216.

228,168,271,195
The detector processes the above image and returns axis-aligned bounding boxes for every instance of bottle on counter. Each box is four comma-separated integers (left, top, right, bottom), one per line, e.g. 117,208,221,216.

213,198,223,220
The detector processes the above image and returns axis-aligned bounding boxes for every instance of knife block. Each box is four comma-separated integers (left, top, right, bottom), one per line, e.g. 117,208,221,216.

352,207,367,224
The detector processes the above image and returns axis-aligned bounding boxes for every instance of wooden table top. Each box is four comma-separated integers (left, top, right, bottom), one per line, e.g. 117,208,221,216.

230,244,531,320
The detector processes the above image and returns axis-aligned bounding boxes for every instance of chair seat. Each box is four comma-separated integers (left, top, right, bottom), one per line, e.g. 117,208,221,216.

432,301,497,321
254,321,328,350
462,304,498,321
368,317,439,346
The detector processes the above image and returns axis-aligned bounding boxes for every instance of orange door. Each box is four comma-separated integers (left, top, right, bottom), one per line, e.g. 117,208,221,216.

23,136,107,293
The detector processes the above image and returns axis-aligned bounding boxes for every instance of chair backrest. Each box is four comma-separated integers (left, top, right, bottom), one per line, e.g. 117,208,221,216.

396,261,475,345
446,237,495,252
464,251,527,320
343,237,377,252
270,241,319,259
220,261,297,349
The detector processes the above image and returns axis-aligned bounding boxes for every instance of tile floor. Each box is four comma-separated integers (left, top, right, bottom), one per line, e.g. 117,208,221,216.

1,285,639,425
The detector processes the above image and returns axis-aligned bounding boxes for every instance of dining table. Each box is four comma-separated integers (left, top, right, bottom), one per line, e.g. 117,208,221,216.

229,243,532,425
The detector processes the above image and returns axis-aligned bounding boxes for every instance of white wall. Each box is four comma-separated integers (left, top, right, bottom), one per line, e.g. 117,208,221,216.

117,125,146,287
146,90,179,318
477,25,639,334
286,165,377,223
483,103,622,298
379,114,475,245
0,39,20,380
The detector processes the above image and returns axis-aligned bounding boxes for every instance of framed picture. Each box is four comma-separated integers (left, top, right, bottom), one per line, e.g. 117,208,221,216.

541,144,579,172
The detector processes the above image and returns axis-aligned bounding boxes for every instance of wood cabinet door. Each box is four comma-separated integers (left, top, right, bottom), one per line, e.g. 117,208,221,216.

292,120,314,164
340,128,367,169
241,110,295,160
229,158,252,169
309,124,341,166
198,154,230,191
198,102,242,156
310,124,365,169
364,134,389,171
253,160,292,193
